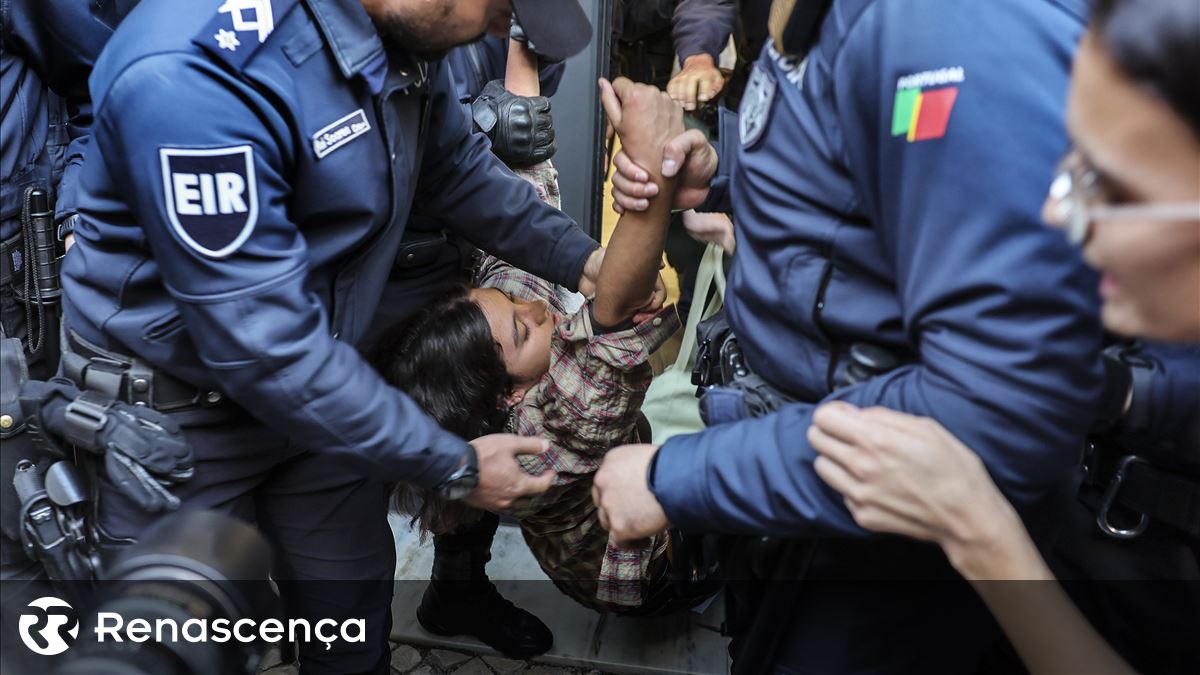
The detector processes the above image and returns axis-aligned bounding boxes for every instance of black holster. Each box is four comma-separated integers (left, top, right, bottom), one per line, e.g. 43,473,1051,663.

1,337,99,589
1,336,37,568
682,310,914,675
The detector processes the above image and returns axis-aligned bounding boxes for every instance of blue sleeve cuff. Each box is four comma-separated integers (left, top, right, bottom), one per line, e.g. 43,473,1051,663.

676,46,719,62
694,107,737,214
557,237,600,294
649,433,720,531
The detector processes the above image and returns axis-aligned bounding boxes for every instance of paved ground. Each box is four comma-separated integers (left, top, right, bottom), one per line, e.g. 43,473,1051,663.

389,518,729,675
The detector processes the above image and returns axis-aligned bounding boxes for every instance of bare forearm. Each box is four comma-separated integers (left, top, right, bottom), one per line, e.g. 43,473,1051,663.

505,38,540,97
593,78,684,324
592,173,675,325
971,575,1131,674
948,505,1132,674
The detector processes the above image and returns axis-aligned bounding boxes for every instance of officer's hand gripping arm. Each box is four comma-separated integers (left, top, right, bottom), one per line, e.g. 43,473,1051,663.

610,112,732,214
19,378,193,512
471,79,556,167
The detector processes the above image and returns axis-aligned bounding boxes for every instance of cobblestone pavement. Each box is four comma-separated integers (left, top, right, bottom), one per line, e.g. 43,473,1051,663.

257,642,616,674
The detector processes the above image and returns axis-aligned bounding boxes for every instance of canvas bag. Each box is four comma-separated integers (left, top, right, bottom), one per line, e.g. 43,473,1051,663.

642,243,726,444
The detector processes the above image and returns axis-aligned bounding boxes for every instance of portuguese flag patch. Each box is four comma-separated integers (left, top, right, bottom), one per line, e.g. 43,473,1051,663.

891,67,964,142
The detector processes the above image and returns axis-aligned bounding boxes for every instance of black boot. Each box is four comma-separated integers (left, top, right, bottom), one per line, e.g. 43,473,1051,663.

417,512,553,658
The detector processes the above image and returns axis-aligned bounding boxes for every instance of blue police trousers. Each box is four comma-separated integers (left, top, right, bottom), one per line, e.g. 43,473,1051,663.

94,412,396,674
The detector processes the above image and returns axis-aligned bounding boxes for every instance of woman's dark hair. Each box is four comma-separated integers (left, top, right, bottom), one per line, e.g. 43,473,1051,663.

1092,0,1200,138
368,284,512,534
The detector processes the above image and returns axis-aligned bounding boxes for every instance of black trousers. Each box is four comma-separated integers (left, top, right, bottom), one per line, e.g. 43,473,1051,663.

1048,496,1200,673
726,537,1008,675
95,412,396,674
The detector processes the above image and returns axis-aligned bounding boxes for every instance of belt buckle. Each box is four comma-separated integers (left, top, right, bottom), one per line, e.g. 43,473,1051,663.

1096,454,1150,539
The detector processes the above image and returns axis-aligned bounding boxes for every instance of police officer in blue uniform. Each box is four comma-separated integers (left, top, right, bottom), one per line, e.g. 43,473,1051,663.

1,0,117,581
0,0,112,373
595,0,1108,671
61,0,597,671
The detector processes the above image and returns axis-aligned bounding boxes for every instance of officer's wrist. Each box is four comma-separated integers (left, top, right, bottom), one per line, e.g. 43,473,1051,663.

645,444,662,492
435,445,480,500
682,54,717,70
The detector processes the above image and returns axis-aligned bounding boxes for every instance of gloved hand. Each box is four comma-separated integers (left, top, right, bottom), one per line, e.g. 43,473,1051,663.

20,379,194,512
96,402,194,513
471,80,556,167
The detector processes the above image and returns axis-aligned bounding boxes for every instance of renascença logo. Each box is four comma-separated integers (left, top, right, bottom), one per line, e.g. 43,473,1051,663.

18,597,79,656
15,596,365,655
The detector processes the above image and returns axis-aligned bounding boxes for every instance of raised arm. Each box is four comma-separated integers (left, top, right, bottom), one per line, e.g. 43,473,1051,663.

504,37,541,97
591,78,683,327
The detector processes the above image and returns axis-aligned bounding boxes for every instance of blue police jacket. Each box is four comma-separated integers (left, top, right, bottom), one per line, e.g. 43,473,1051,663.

672,0,736,62
0,0,112,239
1119,342,1200,469
62,0,598,487
672,0,771,64
650,0,1107,536
445,36,564,105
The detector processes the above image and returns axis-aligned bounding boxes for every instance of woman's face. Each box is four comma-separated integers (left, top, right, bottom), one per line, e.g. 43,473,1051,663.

470,288,555,399
1047,31,1200,341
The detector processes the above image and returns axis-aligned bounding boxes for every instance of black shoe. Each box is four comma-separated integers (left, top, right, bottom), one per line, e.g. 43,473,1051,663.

416,581,553,658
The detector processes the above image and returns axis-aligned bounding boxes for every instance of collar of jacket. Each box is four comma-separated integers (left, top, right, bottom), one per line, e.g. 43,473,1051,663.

305,0,428,95
305,0,386,79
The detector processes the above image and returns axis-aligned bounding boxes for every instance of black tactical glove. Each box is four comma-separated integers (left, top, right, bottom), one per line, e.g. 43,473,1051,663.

471,79,556,167
20,379,194,513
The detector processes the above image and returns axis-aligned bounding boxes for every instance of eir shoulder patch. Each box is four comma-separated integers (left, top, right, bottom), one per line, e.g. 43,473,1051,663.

160,145,259,258
194,0,298,70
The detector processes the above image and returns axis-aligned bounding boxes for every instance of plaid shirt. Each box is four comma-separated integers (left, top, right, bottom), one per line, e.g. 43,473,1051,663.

476,165,680,608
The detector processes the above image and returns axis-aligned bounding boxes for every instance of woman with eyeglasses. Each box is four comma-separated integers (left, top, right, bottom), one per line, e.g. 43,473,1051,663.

808,0,1198,672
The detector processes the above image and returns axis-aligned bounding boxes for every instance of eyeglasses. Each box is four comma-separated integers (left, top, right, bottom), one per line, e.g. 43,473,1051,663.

1045,148,1200,246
